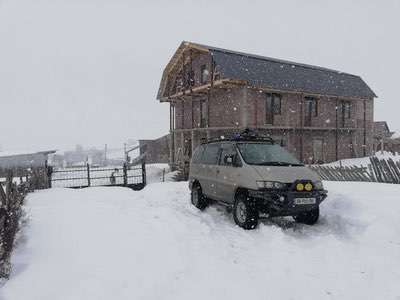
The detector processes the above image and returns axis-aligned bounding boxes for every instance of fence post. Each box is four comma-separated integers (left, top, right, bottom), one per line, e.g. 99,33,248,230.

47,165,53,189
142,160,146,187
87,163,91,187
123,163,128,186
162,168,165,182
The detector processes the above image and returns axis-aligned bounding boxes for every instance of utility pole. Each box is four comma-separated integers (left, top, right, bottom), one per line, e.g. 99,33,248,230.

104,144,108,166
124,143,127,162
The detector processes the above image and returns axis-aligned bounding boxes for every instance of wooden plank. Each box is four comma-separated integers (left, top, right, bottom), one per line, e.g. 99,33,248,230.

370,157,383,182
388,158,400,183
376,159,392,183
383,159,395,183
367,164,377,182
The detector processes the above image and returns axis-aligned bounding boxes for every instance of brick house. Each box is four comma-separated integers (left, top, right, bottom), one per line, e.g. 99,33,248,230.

151,41,376,166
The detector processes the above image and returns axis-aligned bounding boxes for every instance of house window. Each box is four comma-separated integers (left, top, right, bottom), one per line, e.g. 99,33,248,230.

339,100,351,128
305,97,318,117
342,101,351,118
200,65,208,84
265,93,281,125
304,97,318,127
213,64,221,81
266,93,281,114
185,70,194,88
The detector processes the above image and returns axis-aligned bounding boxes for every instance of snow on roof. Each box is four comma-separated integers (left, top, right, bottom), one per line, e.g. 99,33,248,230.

391,131,400,140
0,149,56,158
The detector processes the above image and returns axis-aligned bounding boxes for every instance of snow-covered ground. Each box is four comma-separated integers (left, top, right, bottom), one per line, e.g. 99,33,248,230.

2,181,400,300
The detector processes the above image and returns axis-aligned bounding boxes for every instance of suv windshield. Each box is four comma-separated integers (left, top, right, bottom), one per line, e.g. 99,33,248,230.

237,143,304,166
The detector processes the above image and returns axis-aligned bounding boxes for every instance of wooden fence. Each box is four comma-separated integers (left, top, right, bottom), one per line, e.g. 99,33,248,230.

310,157,400,184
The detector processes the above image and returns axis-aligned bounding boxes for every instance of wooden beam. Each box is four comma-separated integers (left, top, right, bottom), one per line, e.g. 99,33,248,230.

172,126,361,133
248,85,372,102
186,42,209,53
335,97,339,161
161,79,247,101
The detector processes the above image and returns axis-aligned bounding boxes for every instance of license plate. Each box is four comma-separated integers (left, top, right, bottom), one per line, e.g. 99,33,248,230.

294,198,316,205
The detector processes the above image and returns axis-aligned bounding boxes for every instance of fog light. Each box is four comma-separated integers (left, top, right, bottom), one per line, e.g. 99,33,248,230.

304,183,313,191
279,196,285,202
296,183,304,191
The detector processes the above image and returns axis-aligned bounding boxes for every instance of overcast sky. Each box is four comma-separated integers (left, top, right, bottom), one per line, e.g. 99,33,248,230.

0,0,399,151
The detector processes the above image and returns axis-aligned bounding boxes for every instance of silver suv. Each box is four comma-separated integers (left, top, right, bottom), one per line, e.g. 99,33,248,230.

189,133,328,229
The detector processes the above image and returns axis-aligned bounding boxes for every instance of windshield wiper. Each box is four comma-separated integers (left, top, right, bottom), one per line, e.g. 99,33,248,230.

256,161,304,166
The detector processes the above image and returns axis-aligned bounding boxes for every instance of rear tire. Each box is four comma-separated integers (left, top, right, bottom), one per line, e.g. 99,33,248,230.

293,207,319,225
191,184,208,210
233,192,259,230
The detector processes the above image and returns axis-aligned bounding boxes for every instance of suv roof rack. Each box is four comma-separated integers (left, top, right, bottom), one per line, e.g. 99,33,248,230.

203,129,275,144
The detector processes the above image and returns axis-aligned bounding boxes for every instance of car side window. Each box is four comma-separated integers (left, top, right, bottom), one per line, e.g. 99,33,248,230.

202,143,221,165
191,145,205,164
219,143,241,167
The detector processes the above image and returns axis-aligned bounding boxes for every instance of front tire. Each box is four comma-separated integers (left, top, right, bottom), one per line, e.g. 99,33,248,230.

293,207,319,225
233,193,259,230
191,184,208,210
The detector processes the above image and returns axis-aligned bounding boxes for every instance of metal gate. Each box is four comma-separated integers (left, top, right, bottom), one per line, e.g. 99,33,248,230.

48,162,146,190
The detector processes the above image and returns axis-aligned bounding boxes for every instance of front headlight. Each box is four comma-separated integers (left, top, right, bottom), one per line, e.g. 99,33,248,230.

314,181,324,190
256,181,286,189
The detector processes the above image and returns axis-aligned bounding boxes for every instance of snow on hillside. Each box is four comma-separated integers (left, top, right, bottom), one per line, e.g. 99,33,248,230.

2,182,400,299
323,151,400,168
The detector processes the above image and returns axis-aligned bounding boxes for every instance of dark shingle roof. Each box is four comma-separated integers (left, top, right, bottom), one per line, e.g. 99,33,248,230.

192,42,377,99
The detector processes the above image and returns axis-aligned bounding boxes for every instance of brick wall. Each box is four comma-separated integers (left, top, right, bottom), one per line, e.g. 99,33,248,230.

139,135,170,164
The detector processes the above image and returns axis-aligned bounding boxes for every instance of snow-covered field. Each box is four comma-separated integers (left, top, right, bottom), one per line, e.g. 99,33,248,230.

2,181,400,300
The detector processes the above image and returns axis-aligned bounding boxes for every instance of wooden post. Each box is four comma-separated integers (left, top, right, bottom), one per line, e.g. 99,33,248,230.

189,49,193,94
123,163,128,186
182,50,186,94
207,54,214,129
170,102,176,168
363,99,367,156
47,165,53,189
86,163,91,187
300,93,304,162
141,160,146,186
191,129,196,158
335,97,339,161
181,100,185,129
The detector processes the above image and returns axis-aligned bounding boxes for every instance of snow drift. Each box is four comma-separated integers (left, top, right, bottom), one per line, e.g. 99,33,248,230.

1,181,400,299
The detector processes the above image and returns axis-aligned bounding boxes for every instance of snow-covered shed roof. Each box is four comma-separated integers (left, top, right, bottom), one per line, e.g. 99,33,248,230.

391,131,400,140
0,150,56,168
158,41,377,100
373,121,391,137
